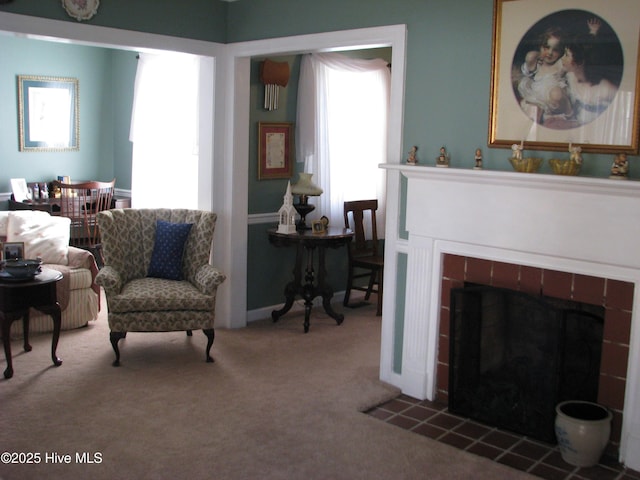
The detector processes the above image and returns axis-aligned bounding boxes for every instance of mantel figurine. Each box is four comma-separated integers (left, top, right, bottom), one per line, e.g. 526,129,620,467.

406,145,418,165
436,146,450,168
569,143,583,165
474,148,483,170
511,143,523,160
609,153,629,180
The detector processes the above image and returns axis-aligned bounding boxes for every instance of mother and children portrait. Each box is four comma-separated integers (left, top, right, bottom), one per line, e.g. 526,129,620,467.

511,9,624,131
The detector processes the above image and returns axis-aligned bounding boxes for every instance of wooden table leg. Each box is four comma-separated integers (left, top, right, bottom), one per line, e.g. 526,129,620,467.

22,310,32,352
272,242,304,323
317,246,344,326
35,303,63,367
1,311,14,379
0,269,63,378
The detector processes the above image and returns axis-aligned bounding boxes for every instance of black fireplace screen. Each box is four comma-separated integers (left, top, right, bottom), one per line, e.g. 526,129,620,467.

448,284,604,443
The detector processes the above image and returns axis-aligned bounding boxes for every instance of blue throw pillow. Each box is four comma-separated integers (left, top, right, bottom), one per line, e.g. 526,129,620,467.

147,220,193,280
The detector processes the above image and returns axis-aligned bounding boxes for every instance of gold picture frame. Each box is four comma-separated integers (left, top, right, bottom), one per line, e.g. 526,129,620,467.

311,220,327,234
258,122,294,180
18,75,79,152
489,0,640,154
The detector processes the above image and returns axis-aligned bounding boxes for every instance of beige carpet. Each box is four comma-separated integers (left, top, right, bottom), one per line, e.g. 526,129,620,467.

1,292,534,480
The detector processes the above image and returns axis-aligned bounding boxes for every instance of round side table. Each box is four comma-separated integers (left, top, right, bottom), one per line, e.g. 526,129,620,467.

0,268,63,379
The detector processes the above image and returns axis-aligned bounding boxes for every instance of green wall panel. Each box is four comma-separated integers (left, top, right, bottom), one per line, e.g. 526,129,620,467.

394,252,408,374
227,0,635,179
0,36,136,202
3,0,638,314
248,55,301,215
0,0,226,43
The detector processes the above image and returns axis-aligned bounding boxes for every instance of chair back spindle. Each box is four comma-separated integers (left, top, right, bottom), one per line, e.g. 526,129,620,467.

52,178,115,265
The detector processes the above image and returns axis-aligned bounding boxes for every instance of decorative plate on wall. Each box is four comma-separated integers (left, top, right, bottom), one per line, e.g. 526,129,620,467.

62,0,100,21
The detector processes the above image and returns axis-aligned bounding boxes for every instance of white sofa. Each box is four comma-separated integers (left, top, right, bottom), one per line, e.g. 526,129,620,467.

0,210,99,338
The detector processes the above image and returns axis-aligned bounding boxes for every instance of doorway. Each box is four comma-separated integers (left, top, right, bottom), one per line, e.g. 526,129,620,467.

0,13,407,329
230,26,407,327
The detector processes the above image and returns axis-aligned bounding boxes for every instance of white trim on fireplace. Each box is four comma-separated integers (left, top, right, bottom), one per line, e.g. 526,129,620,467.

381,164,640,470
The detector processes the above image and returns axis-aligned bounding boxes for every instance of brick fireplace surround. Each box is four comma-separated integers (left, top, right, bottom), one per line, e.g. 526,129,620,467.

438,254,633,455
381,165,640,470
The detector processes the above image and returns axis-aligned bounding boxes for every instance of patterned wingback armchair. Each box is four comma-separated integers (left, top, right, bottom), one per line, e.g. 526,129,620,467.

95,209,226,366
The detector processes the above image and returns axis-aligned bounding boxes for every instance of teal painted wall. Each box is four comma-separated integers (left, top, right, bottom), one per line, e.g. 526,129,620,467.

0,0,226,42
3,2,637,182
248,56,301,215
227,0,637,179
2,1,638,312
394,252,408,373
0,36,136,202
247,55,301,309
235,0,639,313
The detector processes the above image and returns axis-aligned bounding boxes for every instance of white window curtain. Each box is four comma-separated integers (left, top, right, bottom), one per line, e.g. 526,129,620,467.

130,52,200,208
296,52,390,236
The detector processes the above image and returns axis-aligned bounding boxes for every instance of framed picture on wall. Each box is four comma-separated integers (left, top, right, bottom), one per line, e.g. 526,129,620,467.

258,122,294,180
488,0,640,154
18,75,80,152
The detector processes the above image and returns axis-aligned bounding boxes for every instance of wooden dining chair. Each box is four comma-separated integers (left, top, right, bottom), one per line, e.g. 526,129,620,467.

343,199,384,316
52,178,115,267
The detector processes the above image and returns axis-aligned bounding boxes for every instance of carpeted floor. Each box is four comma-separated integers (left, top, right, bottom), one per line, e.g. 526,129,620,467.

1,292,535,480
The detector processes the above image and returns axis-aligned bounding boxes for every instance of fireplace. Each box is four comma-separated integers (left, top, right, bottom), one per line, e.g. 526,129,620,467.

439,256,632,453
379,164,640,470
448,280,606,444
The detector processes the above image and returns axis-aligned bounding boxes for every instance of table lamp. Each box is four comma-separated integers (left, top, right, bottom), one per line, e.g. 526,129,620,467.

290,172,323,230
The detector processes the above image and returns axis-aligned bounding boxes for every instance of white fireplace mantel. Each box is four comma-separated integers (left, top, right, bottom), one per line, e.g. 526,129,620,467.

380,164,640,469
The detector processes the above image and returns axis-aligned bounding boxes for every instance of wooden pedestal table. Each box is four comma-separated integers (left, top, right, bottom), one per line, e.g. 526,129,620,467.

268,227,354,333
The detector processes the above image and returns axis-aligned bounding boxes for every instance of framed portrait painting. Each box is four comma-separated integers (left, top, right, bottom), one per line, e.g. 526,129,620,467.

258,122,294,180
489,0,640,154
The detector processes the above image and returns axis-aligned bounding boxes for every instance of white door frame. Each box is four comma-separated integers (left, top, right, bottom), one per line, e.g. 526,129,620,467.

221,24,407,329
0,14,407,339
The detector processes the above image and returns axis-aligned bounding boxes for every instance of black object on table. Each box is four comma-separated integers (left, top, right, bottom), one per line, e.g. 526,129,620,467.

0,268,63,379
267,227,354,333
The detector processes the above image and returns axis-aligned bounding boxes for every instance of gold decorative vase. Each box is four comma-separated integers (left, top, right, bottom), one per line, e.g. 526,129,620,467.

549,159,581,176
509,157,543,173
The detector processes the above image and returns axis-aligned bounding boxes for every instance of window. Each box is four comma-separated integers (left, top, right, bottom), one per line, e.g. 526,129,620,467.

130,52,200,208
297,53,390,234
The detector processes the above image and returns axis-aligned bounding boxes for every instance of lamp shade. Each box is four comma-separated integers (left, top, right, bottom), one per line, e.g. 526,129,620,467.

290,173,323,196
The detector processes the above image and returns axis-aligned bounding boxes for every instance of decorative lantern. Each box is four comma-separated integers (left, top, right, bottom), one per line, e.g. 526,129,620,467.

277,182,297,234
260,59,290,111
